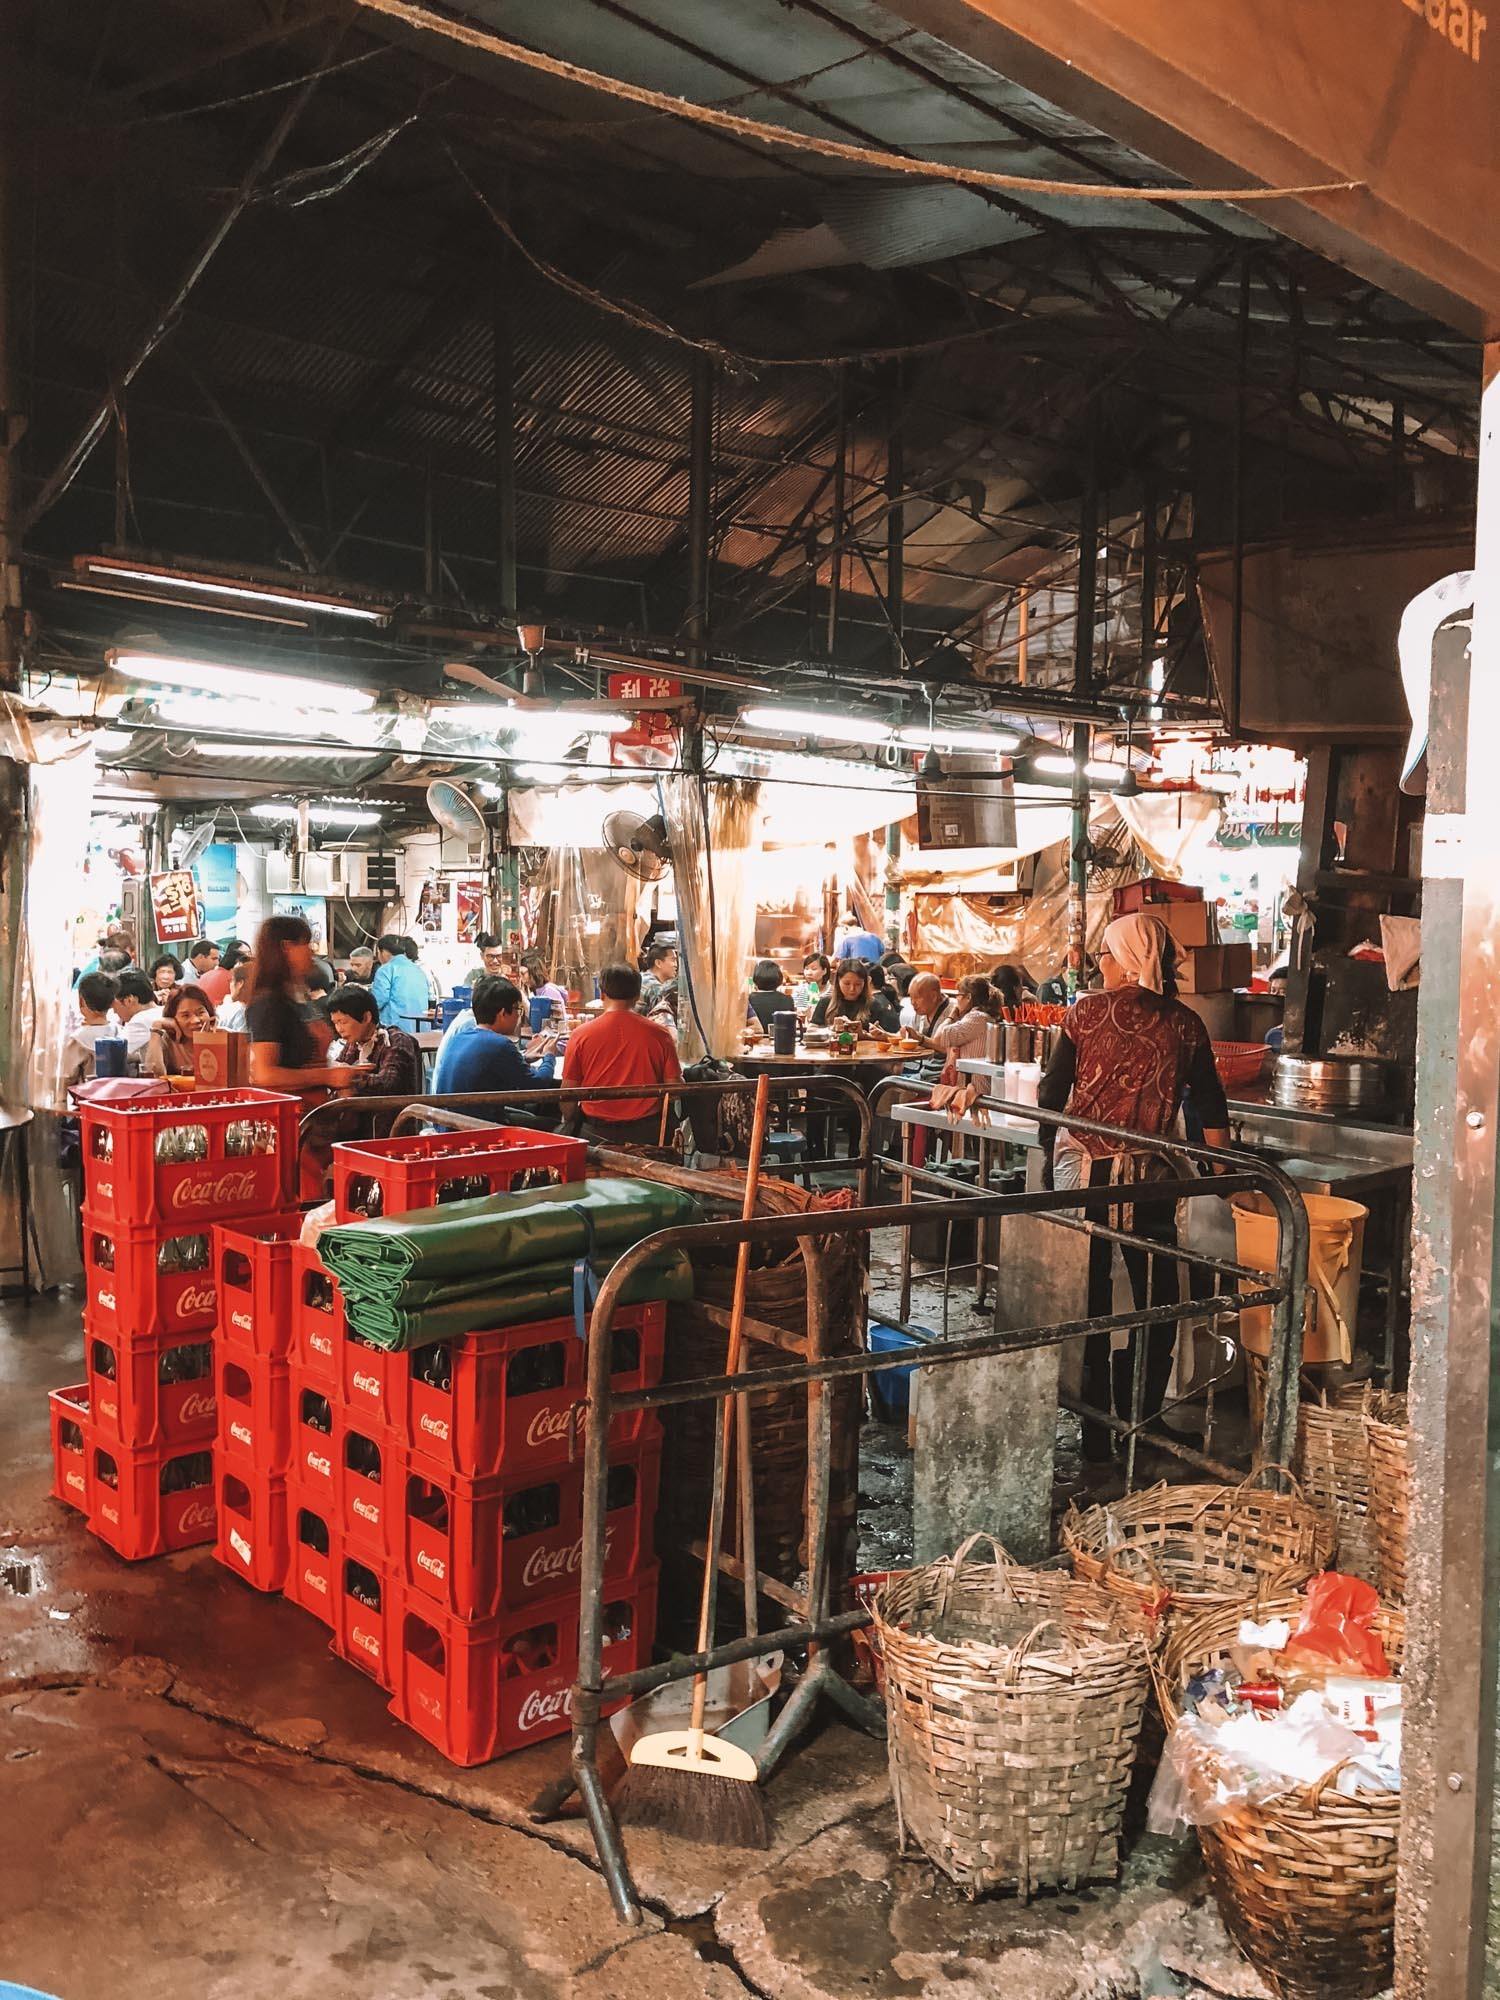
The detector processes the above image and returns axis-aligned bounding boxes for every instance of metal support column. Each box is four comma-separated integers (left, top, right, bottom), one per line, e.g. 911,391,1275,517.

886,366,906,675
884,821,901,950
686,353,714,671
1394,345,1500,2000
493,245,518,624
1068,432,1098,995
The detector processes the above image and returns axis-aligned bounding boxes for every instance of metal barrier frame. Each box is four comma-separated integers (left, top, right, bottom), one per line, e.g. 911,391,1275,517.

295,1077,1308,1925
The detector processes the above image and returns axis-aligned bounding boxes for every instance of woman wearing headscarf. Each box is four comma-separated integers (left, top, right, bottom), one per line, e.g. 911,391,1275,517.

1036,913,1230,1465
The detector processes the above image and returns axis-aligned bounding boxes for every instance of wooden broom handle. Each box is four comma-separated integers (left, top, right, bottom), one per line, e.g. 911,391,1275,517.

689,1074,772,1737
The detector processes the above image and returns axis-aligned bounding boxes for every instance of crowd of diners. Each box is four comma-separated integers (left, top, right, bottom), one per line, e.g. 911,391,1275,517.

67,901,1231,1461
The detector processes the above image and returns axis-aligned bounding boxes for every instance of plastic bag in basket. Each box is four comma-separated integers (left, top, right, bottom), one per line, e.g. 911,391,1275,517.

1281,1572,1390,1680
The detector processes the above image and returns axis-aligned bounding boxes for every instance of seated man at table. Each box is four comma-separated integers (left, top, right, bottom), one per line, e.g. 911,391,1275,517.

562,961,680,1145
438,975,560,1107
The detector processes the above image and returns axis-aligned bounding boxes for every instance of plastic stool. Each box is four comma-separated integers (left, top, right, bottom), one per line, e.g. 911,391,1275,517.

762,1129,811,1189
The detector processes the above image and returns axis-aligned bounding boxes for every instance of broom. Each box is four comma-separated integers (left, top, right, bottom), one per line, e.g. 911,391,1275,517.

615,1071,773,1847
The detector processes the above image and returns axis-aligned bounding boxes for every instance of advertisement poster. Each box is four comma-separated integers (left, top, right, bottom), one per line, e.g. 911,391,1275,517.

196,842,239,934
608,669,680,769
416,876,450,936
150,869,201,944
271,892,328,956
455,878,485,944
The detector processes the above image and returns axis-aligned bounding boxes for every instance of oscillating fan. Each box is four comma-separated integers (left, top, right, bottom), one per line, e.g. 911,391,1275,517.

426,779,490,862
168,819,217,869
602,809,671,882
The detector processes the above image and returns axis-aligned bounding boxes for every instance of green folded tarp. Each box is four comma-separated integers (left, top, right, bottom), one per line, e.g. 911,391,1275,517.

341,1249,695,1349
320,1175,700,1289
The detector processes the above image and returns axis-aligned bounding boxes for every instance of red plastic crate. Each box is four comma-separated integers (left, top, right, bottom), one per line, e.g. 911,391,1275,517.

401,1303,666,1482
214,1463,289,1593
87,1438,216,1561
284,1493,337,1626
85,1322,216,1450
80,1088,298,1229
389,1567,657,1767
291,1242,344,1388
337,1421,399,1566
1113,878,1204,913
215,1214,306,1359
331,1126,586,1222
215,1343,292,1473
331,1553,395,1687
287,1362,342,1508
82,1210,222,1342
399,1436,660,1622
49,1383,91,1512
338,1329,403,1435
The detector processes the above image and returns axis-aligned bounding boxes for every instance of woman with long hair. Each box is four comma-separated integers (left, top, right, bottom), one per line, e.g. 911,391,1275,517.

1036,912,1231,1464
144,983,217,1079
812,960,878,1031
247,915,355,1193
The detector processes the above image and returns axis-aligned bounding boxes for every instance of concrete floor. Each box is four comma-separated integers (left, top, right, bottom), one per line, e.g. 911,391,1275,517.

2,1283,1278,2000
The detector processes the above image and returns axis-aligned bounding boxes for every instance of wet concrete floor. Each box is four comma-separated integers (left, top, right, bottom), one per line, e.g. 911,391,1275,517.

3,1280,1274,2000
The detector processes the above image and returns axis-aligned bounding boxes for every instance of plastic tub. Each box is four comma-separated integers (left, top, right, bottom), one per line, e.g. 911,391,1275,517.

868,1321,933,1419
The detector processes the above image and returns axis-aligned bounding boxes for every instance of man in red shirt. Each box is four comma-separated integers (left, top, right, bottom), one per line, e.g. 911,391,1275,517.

562,962,681,1144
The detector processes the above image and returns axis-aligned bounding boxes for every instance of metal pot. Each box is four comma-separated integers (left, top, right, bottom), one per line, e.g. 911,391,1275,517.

1271,1053,1392,1114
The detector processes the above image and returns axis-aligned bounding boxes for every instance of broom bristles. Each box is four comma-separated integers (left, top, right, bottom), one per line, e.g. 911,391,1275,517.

613,1761,771,1848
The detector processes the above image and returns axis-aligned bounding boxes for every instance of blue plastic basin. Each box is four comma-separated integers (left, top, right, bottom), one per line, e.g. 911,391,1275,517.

867,1321,933,1419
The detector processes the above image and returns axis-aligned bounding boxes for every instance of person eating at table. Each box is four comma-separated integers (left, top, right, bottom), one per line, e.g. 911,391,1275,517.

812,960,885,1035
435,974,560,1104
877,972,998,1059
747,958,796,1030
796,952,831,1012
865,961,902,1032
327,984,423,1102
371,931,431,1029
561,961,680,1145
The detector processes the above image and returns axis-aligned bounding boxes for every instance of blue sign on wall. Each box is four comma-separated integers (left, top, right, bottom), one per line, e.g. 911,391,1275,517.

196,842,239,935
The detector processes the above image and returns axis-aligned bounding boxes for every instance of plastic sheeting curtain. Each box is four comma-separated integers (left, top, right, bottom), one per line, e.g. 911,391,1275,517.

662,773,761,1064
530,845,638,994
0,703,98,1284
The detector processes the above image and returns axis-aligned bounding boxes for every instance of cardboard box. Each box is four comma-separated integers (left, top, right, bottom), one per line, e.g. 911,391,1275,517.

1176,944,1253,994
192,1030,251,1089
1156,900,1216,948
1114,878,1204,914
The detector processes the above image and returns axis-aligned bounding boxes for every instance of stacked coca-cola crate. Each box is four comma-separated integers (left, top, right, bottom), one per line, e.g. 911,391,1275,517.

49,1088,300,1562
278,1127,664,1765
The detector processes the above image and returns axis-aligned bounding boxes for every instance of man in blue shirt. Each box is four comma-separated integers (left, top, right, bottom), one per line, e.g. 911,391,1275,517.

370,933,431,1029
835,921,883,964
441,975,560,1107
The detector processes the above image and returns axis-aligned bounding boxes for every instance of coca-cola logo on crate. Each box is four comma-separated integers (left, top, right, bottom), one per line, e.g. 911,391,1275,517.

170,1170,260,1211
179,1499,216,1533
520,1528,612,1594
415,1547,446,1580
230,1310,252,1334
352,1371,381,1399
518,1685,572,1732
96,1289,116,1314
180,1391,216,1424
178,1284,218,1318
525,1404,585,1450
418,1411,450,1442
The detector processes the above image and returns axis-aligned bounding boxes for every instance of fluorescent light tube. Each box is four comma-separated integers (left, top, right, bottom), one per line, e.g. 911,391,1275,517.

248,802,383,828
109,650,376,714
740,706,892,746
895,724,1021,754
79,558,388,623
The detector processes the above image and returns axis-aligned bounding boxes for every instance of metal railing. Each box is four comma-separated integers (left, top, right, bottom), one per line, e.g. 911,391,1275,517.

294,1075,1309,1925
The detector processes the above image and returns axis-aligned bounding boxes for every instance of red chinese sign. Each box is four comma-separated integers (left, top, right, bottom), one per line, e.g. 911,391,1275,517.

607,670,681,769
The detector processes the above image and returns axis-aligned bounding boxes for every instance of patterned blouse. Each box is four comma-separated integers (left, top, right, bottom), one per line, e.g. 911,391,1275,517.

1039,988,1228,1158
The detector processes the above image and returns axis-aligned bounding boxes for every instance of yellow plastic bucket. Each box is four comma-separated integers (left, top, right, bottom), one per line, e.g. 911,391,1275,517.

1231,1192,1367,1365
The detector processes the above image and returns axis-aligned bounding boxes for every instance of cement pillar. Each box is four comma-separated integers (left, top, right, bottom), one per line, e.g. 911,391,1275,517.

913,1160,1079,1564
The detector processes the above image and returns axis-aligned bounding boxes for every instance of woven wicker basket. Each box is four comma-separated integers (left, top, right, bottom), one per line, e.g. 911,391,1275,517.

1296,1388,1379,1582
1062,1474,1336,1621
872,1533,1152,1900
1155,1593,1404,2000
1365,1399,1410,1603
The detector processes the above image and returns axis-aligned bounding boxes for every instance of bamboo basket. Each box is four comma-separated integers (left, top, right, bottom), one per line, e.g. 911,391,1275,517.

1295,1387,1407,1585
1155,1593,1404,2000
1365,1399,1410,1603
873,1533,1152,1900
1062,1474,1336,1622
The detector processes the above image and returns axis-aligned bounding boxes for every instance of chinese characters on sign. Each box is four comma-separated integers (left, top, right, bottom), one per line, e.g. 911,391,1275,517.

607,671,681,769
150,870,201,944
